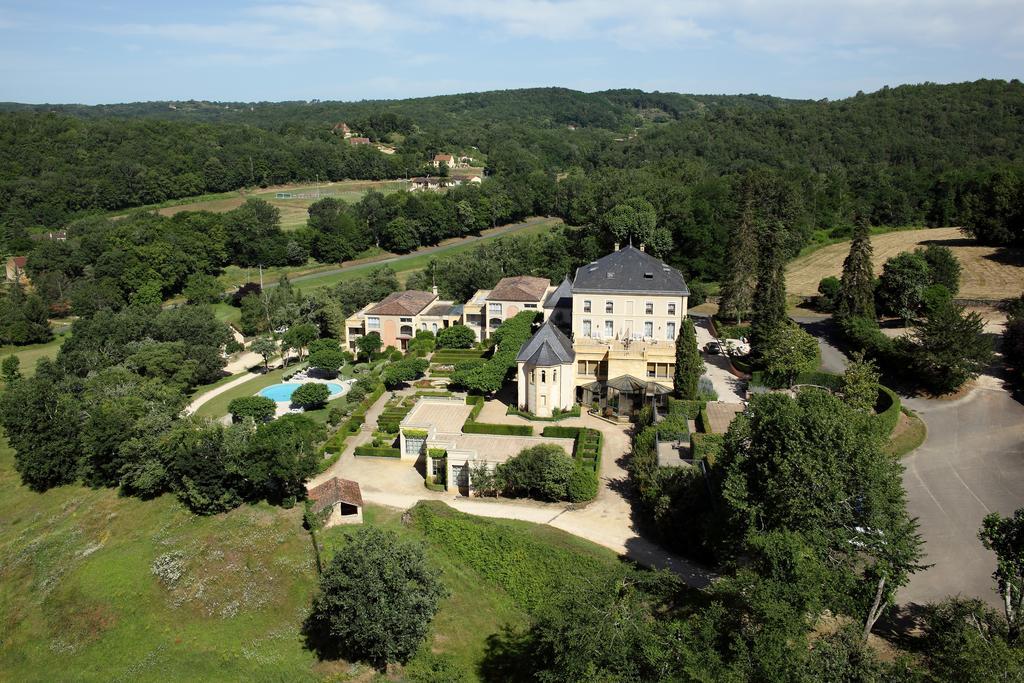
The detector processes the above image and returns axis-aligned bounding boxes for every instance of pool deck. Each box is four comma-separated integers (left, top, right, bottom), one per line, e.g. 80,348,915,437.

264,378,353,417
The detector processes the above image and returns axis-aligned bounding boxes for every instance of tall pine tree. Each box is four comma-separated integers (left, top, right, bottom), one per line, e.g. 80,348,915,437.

673,318,703,399
718,207,759,325
750,222,788,356
837,217,876,320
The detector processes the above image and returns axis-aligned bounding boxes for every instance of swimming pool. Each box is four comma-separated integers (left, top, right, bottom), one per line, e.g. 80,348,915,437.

258,382,345,403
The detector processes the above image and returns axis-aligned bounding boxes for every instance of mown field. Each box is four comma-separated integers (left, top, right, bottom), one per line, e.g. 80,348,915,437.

786,227,1024,300
155,180,410,231
0,437,632,682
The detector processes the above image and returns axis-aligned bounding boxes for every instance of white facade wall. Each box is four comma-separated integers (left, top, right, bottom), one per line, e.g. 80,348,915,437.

571,292,687,343
517,360,575,417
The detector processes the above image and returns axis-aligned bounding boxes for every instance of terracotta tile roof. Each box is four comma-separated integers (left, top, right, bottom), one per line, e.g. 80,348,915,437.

348,137,370,144
434,153,453,162
308,477,363,511
9,256,27,268
487,276,550,302
366,290,437,316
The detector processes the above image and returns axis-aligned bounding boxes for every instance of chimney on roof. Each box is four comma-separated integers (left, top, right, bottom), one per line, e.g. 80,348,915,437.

431,284,438,296
614,242,620,251
639,243,645,252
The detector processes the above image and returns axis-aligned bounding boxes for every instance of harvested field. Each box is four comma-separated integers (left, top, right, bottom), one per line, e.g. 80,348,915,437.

786,227,1024,301
140,179,409,230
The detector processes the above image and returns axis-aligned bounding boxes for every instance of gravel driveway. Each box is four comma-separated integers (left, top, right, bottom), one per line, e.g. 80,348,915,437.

692,316,746,403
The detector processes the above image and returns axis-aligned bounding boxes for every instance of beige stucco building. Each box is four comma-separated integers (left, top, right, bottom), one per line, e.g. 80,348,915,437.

344,288,460,352
515,320,576,417
517,244,689,418
462,275,554,342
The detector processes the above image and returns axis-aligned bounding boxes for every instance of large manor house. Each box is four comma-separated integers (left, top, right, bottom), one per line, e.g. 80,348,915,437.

345,244,689,417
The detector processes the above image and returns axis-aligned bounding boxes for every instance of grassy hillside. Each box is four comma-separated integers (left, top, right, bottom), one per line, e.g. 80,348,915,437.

785,226,1024,300
0,437,630,681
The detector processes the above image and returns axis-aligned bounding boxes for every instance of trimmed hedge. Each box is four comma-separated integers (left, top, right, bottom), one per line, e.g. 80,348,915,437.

541,426,602,472
465,395,484,421
506,404,582,421
463,422,533,436
353,445,401,458
691,432,725,465
540,426,583,439
424,476,446,492
667,397,707,420
874,385,901,437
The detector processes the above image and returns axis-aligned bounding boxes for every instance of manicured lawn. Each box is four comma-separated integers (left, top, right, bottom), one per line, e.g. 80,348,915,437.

193,364,300,419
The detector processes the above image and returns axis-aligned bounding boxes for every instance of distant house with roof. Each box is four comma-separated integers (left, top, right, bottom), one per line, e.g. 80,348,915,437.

432,153,453,169
348,137,371,146
29,231,67,242
5,256,28,285
344,287,461,352
307,477,363,527
409,176,460,192
332,122,352,138
462,275,555,342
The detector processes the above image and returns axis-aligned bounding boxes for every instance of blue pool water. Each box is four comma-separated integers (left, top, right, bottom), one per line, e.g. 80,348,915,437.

259,382,345,402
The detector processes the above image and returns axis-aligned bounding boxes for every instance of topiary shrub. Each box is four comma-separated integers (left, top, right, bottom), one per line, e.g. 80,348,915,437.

566,463,598,502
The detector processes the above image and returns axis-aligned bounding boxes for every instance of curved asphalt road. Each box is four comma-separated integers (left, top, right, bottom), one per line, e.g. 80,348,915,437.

793,315,1024,609
898,381,1024,609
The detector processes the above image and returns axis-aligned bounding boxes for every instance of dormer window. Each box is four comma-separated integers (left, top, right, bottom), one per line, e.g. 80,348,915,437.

644,272,653,279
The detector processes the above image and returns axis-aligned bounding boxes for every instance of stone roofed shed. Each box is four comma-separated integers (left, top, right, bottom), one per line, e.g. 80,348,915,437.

516,320,576,417
307,477,363,527
366,290,437,316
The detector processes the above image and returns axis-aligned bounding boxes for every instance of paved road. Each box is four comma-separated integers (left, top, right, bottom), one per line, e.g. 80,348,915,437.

792,315,849,374
898,380,1024,609
793,317,1024,609
690,315,747,403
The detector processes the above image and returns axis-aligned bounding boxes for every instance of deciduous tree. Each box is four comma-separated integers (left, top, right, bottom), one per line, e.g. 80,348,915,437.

306,527,446,666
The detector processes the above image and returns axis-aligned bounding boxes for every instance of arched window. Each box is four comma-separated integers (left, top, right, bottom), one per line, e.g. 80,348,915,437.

552,369,557,382
541,370,546,383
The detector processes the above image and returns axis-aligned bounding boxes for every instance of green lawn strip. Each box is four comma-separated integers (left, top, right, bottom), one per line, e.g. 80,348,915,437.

193,364,300,419
887,408,928,457
0,333,68,383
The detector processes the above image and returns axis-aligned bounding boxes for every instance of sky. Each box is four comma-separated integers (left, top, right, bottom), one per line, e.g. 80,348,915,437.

0,0,1022,104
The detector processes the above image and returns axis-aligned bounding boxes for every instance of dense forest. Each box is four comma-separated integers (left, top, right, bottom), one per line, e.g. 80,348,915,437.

2,79,1024,302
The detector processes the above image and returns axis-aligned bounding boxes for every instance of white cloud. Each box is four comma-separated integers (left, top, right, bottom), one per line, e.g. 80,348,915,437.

87,0,1024,65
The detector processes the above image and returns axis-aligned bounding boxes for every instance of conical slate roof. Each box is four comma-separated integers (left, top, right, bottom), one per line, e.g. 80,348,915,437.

543,276,573,309
516,320,575,366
